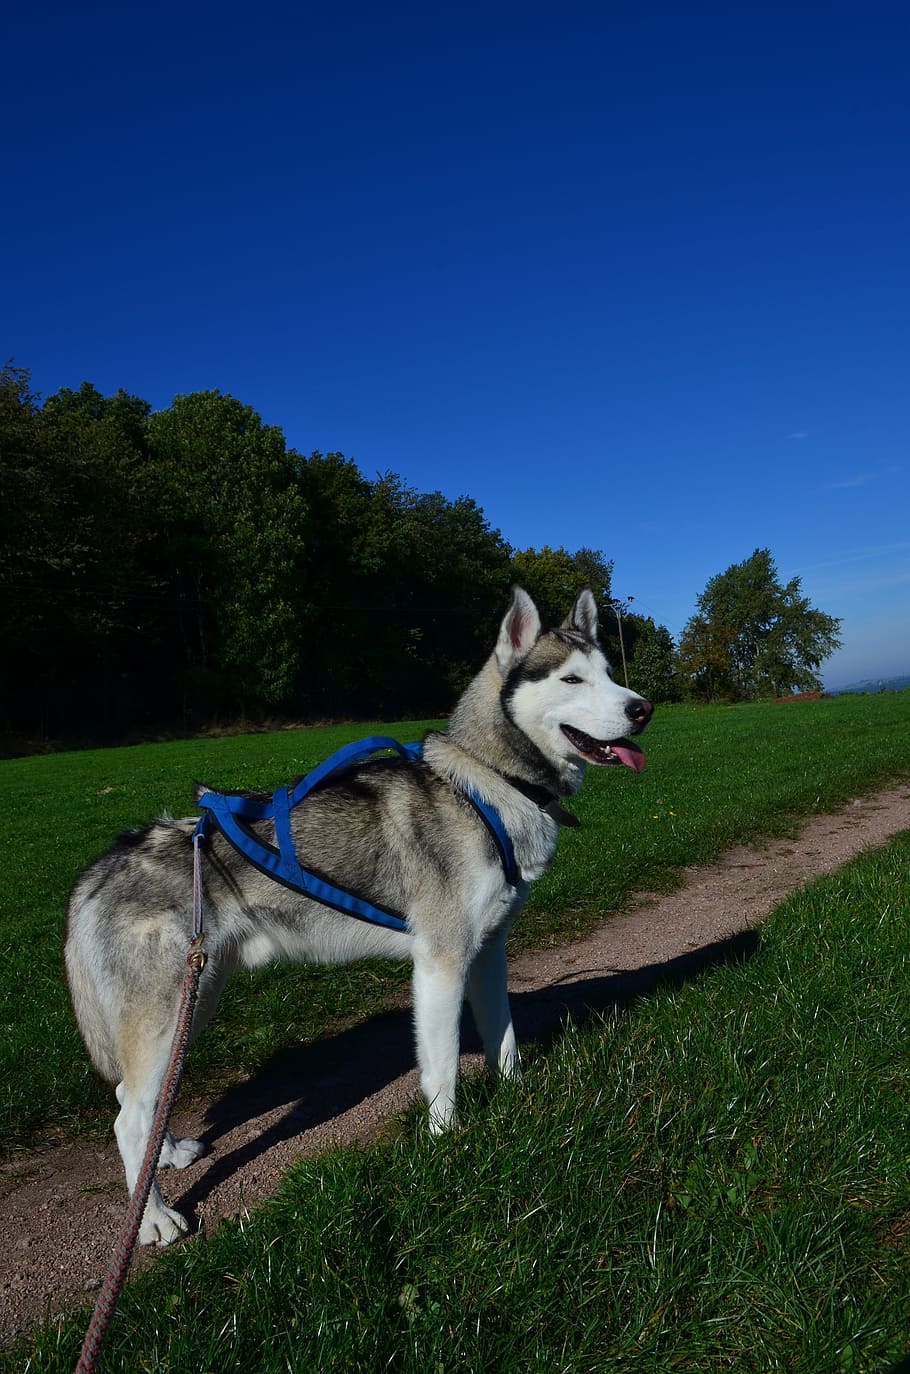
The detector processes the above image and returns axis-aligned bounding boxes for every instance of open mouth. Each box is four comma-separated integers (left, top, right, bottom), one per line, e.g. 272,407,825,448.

561,724,645,772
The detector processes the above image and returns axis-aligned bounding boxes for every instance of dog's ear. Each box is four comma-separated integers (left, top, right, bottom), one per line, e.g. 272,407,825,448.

563,587,598,640
495,586,541,672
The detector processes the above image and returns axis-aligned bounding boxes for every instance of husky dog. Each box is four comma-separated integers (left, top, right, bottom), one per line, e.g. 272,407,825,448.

65,588,652,1245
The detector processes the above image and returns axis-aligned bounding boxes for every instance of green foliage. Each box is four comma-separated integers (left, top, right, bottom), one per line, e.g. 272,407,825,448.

510,544,614,628
0,369,514,741
147,390,311,713
291,466,513,715
622,614,681,703
0,362,840,738
678,548,842,702
0,366,163,737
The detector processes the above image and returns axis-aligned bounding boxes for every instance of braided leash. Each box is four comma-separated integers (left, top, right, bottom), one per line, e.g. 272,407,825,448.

74,835,207,1373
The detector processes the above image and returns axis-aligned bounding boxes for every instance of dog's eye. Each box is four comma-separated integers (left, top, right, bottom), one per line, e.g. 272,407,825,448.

561,674,583,685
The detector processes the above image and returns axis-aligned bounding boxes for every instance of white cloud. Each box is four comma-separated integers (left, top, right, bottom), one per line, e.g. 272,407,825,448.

789,543,910,577
824,462,902,491
825,472,875,489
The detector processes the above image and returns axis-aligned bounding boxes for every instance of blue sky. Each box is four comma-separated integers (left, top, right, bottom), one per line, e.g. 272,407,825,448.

3,2,909,688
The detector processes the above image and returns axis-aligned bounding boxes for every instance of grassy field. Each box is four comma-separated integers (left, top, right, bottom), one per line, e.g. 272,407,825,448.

9,822,910,1370
1,692,910,1150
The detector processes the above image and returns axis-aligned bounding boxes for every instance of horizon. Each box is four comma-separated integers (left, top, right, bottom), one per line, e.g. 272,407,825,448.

3,4,908,691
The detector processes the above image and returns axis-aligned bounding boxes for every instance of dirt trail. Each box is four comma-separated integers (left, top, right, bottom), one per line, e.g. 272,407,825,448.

3,783,909,1345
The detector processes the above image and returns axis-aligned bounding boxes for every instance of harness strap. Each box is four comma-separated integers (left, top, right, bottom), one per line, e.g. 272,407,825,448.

287,735,421,804
271,784,305,889
461,789,517,887
194,737,518,934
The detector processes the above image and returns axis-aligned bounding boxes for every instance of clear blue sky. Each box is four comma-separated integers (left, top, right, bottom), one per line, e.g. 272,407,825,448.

3,2,908,688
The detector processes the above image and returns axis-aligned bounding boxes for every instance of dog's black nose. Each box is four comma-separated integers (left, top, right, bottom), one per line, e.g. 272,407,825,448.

625,697,653,728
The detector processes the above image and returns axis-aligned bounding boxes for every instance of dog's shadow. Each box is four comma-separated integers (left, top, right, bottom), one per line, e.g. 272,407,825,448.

171,928,758,1224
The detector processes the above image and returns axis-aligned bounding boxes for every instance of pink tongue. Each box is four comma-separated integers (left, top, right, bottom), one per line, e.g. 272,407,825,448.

610,740,645,773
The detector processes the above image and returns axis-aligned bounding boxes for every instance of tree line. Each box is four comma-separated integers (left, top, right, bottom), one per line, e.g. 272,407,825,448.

0,365,839,750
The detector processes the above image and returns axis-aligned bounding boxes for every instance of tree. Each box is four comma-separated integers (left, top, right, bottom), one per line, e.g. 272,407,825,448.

625,615,681,703
0,367,165,739
678,548,842,701
290,461,513,715
674,612,733,703
0,365,47,734
147,391,311,715
510,546,614,627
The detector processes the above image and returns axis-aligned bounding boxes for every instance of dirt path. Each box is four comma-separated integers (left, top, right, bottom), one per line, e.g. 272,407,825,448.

3,783,909,1345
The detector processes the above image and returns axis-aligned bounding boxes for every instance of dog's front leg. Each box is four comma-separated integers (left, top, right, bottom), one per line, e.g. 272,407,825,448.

466,928,520,1080
411,952,466,1133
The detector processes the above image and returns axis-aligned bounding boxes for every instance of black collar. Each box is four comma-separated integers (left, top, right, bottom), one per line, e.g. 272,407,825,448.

502,775,580,828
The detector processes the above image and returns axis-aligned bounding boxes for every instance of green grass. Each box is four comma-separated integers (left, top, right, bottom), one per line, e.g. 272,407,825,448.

2,694,910,1149
11,827,910,1370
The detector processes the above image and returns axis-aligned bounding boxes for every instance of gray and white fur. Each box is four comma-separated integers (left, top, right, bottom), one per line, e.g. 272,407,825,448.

65,587,652,1244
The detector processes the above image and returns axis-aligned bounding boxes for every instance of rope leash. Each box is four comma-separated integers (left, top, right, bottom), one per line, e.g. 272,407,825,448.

74,836,207,1374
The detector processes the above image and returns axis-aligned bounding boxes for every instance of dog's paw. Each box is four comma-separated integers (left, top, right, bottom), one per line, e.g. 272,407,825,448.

139,1204,190,1247
427,1100,458,1136
159,1135,207,1170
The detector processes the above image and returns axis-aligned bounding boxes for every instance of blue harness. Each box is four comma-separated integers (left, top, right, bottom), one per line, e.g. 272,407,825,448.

193,736,518,935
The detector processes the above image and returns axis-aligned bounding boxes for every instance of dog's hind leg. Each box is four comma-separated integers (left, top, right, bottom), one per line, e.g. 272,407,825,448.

466,929,520,1080
159,1132,207,1170
114,1020,195,1245
113,959,229,1243
157,960,228,1171
412,952,467,1134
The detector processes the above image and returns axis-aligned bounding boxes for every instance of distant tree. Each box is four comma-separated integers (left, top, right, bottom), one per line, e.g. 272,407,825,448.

11,366,667,740
0,365,47,732
0,366,164,738
366,477,513,706
148,391,311,715
510,545,614,627
674,612,732,703
678,548,842,701
42,380,151,450
624,615,681,703
291,461,513,715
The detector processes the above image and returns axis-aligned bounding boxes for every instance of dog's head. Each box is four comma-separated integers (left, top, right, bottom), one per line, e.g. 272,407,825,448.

497,587,653,787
